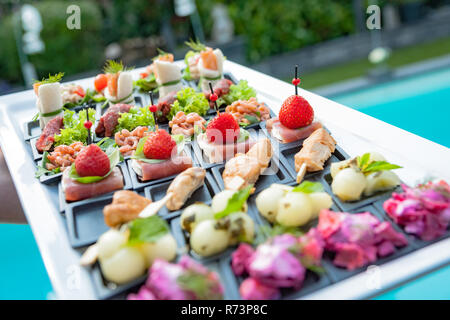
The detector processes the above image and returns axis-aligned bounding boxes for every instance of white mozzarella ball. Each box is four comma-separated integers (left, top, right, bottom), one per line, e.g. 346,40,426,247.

140,233,178,267
100,246,146,284
255,187,285,222
331,168,367,201
97,229,128,260
212,190,247,214
180,203,214,233
227,212,255,245
364,170,400,196
190,220,229,257
276,192,313,227
309,192,333,218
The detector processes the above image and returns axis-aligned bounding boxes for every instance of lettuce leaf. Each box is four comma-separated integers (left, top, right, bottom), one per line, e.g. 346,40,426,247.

54,108,96,146
68,146,121,184
115,107,155,133
168,88,209,120
219,80,256,106
134,73,157,92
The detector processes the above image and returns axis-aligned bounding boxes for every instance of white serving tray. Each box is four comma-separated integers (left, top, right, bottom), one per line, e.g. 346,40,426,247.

0,60,449,299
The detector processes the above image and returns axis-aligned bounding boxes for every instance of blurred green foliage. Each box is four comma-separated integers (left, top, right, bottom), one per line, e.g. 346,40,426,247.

197,0,355,62
0,0,103,86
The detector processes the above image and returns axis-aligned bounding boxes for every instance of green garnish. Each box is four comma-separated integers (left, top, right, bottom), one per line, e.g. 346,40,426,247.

185,38,206,52
131,134,186,164
34,151,61,178
134,74,157,92
68,146,120,184
127,216,170,245
292,181,324,194
261,224,304,237
152,48,171,61
103,60,133,74
168,88,210,120
54,108,96,147
218,80,257,106
214,185,253,220
357,153,402,175
177,272,222,300
34,72,64,85
236,128,250,143
239,114,260,127
115,107,155,133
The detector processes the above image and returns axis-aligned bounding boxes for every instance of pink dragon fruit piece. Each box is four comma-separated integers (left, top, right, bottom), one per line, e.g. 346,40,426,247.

231,243,255,276
317,210,409,270
247,238,306,288
129,256,224,300
127,286,157,300
239,278,280,300
147,259,188,300
384,181,450,241
298,228,324,267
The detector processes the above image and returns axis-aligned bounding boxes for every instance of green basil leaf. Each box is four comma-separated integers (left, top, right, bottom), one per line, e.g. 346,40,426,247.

291,181,324,194
214,185,253,219
243,114,259,125
357,153,371,170
363,161,402,174
236,128,250,143
127,216,170,245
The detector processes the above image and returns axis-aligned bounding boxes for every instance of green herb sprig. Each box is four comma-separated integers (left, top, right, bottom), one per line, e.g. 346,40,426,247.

127,216,170,245
214,185,253,220
34,72,65,85
357,153,402,175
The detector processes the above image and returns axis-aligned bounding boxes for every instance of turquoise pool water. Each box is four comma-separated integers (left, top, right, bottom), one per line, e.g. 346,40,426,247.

332,67,450,148
1,67,449,300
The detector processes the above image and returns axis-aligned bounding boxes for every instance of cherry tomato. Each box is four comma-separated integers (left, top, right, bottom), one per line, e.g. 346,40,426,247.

140,72,149,79
94,74,108,92
74,86,85,97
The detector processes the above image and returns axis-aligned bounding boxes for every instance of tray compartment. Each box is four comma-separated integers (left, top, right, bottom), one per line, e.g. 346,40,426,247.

211,154,294,195
143,171,220,219
23,120,41,141
58,162,132,212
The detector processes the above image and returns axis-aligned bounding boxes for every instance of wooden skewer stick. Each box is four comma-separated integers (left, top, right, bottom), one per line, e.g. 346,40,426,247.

80,243,99,266
296,162,307,183
138,192,173,218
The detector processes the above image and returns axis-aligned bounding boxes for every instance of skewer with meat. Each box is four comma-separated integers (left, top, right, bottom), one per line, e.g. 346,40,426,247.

155,90,178,122
222,138,273,192
294,128,336,183
203,78,233,109
103,167,206,228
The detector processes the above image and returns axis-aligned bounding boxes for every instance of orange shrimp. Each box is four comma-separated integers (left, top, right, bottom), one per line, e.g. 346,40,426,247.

200,48,217,70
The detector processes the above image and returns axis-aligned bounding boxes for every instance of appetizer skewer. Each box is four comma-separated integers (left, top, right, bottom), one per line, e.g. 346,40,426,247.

103,60,134,105
222,138,273,191
294,128,336,183
154,59,183,98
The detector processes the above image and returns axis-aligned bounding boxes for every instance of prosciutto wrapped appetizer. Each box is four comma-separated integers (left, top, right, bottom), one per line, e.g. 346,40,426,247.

383,181,450,241
61,144,123,202
103,60,134,105
33,73,64,129
196,113,255,163
154,60,183,98
317,209,408,270
128,256,224,300
130,129,192,181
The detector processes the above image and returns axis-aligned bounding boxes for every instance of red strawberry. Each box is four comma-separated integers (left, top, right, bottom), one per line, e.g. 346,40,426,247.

143,129,176,159
206,113,240,144
279,95,314,129
75,144,110,177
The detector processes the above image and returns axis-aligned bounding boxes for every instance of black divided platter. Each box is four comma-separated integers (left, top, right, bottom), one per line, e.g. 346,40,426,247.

22,71,450,300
